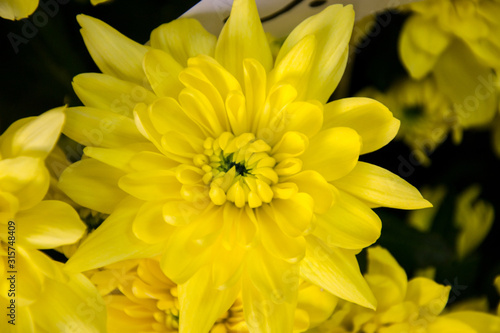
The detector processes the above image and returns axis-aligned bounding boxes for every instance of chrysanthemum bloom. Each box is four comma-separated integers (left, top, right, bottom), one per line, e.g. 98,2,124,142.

88,258,337,332
398,0,499,128
311,246,500,333
59,0,431,330
359,78,459,166
0,108,106,332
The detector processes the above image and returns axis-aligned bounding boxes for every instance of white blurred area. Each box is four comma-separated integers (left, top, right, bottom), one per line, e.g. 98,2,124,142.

182,0,419,37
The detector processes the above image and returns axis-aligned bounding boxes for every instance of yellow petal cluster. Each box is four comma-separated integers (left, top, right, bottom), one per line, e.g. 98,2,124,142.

0,108,106,332
311,246,500,333
57,0,431,331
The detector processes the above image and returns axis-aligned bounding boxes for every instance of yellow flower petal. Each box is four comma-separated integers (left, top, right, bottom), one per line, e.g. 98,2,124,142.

66,197,162,272
257,207,306,263
72,73,156,117
7,108,64,159
118,170,182,201
150,18,217,67
247,246,299,304
16,200,85,249
269,193,314,237
276,5,354,103
29,269,106,333
214,0,273,84
405,277,450,315
59,158,126,214
269,34,316,99
64,106,147,148
132,200,174,244
143,49,184,98
149,97,205,138
83,142,157,172
443,311,500,333
333,162,432,209
179,266,240,332
285,170,335,214
426,317,476,333
313,191,381,250
77,14,149,86
302,127,361,182
296,283,338,329
300,235,376,310
0,156,49,210
323,97,400,154
0,0,37,20
243,270,297,333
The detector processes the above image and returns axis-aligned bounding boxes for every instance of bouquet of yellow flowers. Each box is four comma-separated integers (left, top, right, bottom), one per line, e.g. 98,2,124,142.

1,0,499,332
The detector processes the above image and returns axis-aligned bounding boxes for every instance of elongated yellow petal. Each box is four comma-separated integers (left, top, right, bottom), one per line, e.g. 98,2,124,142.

65,197,162,272
276,5,354,103
334,162,432,209
58,158,127,214
149,97,205,138
313,191,381,250
30,269,106,333
323,97,400,154
242,274,297,333
77,14,149,86
302,127,361,182
83,142,157,172
118,170,182,201
178,266,240,333
72,73,156,117
269,193,314,238
16,200,85,249
64,107,147,148
151,18,217,67
215,0,273,85
0,0,37,20
300,235,376,309
143,49,184,98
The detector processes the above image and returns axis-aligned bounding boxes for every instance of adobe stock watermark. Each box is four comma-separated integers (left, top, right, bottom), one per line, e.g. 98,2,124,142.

7,0,70,54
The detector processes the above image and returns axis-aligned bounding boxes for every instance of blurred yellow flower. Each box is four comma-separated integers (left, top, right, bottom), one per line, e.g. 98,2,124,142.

58,0,431,330
408,185,447,232
454,184,494,260
311,246,500,333
400,0,500,79
0,108,106,332
359,78,459,166
399,0,499,130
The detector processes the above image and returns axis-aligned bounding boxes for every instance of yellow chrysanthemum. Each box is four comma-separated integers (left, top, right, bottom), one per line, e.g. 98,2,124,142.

311,246,500,333
359,77,459,166
0,0,112,20
59,0,431,330
0,108,106,332
88,258,338,332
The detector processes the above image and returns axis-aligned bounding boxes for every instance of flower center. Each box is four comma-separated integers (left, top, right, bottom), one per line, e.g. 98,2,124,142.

194,132,279,208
